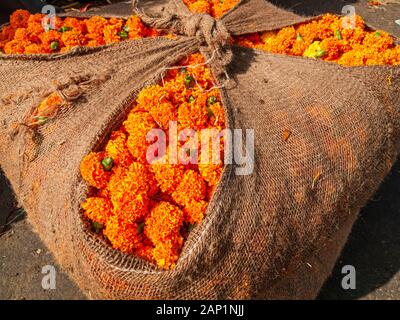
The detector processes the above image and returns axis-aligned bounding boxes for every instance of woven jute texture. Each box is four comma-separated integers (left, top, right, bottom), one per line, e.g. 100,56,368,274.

1,0,400,299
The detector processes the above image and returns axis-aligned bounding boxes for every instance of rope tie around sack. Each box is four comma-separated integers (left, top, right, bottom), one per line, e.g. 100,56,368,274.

133,1,233,78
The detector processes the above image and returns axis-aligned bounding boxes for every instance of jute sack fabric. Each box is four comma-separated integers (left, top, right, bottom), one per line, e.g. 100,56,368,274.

0,0,399,299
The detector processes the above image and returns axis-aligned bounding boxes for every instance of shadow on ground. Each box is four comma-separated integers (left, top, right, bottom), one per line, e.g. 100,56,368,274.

318,161,400,299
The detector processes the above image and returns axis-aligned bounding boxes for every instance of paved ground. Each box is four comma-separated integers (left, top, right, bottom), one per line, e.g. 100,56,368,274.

0,0,400,300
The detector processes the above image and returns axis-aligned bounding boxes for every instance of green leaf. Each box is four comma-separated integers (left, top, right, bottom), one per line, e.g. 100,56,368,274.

296,33,304,42
58,26,72,33
101,157,114,171
137,222,145,235
34,116,48,125
188,95,195,103
92,222,104,234
314,49,326,58
50,41,59,51
334,30,342,40
184,75,194,88
206,107,215,119
207,96,218,105
118,30,129,39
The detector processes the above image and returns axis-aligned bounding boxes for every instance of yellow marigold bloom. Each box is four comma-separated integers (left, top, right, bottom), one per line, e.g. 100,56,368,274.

80,151,112,189
81,197,113,225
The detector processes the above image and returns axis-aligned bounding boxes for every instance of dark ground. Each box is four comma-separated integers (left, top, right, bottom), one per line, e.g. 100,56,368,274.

1,0,400,300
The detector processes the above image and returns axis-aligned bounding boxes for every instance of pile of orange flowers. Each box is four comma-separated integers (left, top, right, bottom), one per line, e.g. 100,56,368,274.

80,53,225,269
0,9,159,54
235,14,400,66
2,7,399,66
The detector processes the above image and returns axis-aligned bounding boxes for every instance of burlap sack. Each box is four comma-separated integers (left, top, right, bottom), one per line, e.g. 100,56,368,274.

0,0,399,299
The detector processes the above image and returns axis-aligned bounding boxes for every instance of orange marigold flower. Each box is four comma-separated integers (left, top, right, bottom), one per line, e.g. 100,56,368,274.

24,43,43,54
362,30,393,52
33,92,64,119
39,30,61,46
104,18,123,43
10,9,30,29
178,101,208,130
125,15,147,39
124,111,157,136
108,162,155,222
136,84,169,109
152,235,183,269
183,199,208,224
80,151,112,189
61,30,86,47
199,163,223,187
81,197,113,225
149,154,185,193
320,38,345,61
0,25,16,42
211,0,239,19
3,40,27,54
171,170,207,206
86,38,105,47
104,215,143,254
187,0,211,15
86,16,108,35
14,28,30,41
145,201,184,244
63,17,87,34
124,111,157,162
105,131,133,167
134,243,155,263
148,101,177,130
